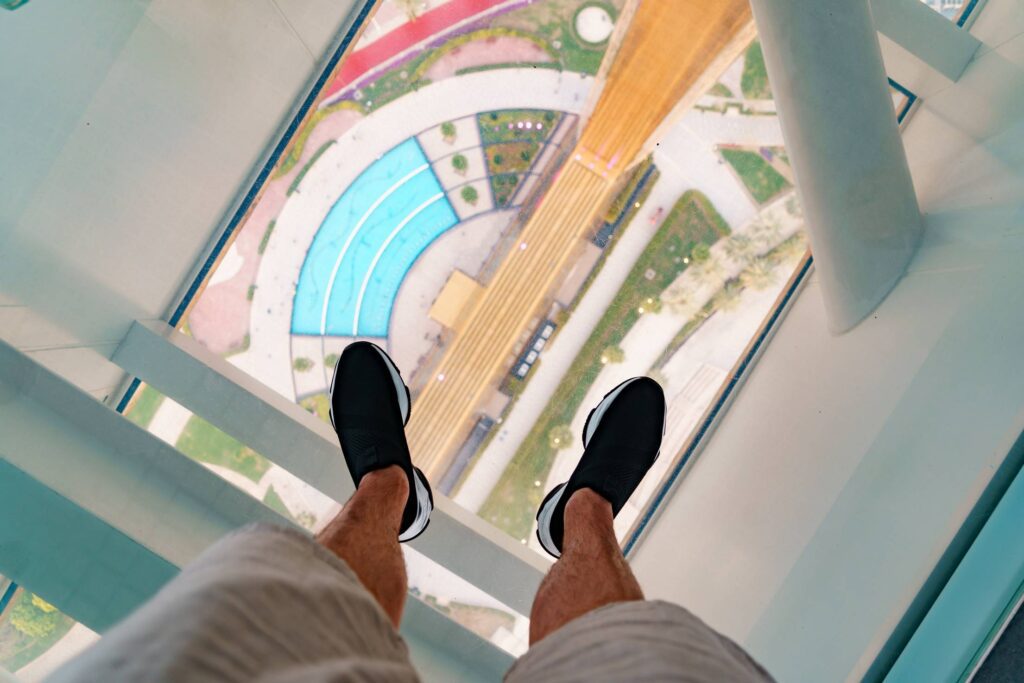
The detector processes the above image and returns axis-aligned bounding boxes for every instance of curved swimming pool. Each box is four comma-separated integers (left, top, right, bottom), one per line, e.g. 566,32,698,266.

292,138,459,337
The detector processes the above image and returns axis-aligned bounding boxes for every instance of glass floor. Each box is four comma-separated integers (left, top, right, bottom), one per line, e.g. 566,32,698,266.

121,0,817,659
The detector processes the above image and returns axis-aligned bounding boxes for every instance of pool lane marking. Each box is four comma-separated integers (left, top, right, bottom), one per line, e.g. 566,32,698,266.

319,162,431,335
352,192,447,336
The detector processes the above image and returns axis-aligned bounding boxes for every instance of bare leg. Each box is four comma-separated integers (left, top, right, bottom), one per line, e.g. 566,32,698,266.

529,488,644,644
316,465,409,628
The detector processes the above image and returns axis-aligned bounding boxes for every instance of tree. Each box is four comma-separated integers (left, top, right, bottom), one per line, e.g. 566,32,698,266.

740,257,776,291
724,234,754,265
324,353,340,368
548,424,572,450
461,185,479,205
440,121,457,142
712,280,743,312
520,149,532,162
10,593,61,639
601,345,625,364
451,153,468,175
493,153,504,166
293,357,314,372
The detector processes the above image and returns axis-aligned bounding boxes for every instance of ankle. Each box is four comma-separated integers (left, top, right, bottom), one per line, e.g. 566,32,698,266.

562,488,617,553
363,464,407,491
565,488,612,520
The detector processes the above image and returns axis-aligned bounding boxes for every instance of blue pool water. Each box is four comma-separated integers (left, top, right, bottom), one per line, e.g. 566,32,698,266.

292,138,459,337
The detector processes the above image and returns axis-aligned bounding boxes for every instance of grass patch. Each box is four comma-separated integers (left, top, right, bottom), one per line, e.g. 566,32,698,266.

485,140,539,174
603,156,653,223
741,41,772,99
494,0,617,75
176,416,271,483
263,485,297,522
124,383,164,429
709,82,734,97
258,220,275,256
275,100,364,177
0,591,75,672
287,140,335,195
478,190,729,539
300,393,330,423
478,109,560,145
720,148,791,204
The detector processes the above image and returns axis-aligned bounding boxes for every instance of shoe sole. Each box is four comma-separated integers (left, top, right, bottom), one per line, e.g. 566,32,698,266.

536,377,666,559
329,342,431,542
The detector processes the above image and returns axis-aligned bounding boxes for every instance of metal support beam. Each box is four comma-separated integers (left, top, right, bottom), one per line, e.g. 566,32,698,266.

0,339,514,678
872,0,982,95
112,320,547,615
748,0,924,332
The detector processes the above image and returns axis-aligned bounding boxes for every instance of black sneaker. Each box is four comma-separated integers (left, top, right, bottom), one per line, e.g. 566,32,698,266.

536,377,665,558
330,341,433,542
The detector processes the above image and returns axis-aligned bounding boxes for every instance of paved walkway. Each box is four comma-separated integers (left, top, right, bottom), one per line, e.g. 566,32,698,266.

454,110,768,512
324,0,520,101
15,623,99,682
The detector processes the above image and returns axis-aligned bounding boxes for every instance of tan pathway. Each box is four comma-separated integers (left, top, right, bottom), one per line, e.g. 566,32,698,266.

407,0,754,477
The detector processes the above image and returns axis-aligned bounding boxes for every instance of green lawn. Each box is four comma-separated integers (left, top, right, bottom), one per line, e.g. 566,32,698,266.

477,109,560,145
175,416,271,483
720,148,791,204
262,485,297,523
300,393,330,423
0,592,75,672
741,41,772,99
493,0,619,76
287,140,335,195
478,190,729,540
124,384,164,429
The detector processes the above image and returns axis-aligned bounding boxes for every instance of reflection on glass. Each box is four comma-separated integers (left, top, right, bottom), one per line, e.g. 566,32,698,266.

917,0,966,20
175,1,807,559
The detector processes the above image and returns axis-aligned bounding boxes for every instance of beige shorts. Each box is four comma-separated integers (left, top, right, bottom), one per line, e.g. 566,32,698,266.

47,525,772,683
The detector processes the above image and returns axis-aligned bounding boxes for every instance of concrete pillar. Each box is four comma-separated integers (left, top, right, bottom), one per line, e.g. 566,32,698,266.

748,0,924,332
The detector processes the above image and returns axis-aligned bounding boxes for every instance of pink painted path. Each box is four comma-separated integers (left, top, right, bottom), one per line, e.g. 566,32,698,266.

324,0,510,100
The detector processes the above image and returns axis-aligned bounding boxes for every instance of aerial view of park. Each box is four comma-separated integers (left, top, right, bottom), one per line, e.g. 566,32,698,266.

117,0,811,657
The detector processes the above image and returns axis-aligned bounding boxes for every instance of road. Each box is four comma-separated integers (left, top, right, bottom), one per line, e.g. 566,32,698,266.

406,0,755,478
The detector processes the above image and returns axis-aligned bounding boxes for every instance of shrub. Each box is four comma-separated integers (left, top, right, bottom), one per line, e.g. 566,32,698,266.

691,243,711,263
324,353,340,368
293,357,314,372
452,153,468,174
493,153,504,166
520,149,532,162
461,185,479,205
440,121,457,141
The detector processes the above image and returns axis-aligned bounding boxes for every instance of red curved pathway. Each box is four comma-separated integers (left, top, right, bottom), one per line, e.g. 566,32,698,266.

325,0,512,100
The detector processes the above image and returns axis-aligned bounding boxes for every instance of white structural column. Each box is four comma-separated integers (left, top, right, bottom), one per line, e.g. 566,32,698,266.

748,0,924,332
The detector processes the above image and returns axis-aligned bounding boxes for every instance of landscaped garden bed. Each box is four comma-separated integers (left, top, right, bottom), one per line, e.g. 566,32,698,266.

720,147,791,204
478,190,730,539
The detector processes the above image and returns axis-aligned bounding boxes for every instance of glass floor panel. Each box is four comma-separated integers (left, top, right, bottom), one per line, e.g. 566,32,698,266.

179,0,808,558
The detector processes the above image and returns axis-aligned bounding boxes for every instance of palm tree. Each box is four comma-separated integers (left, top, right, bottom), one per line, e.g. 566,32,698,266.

712,280,743,312
740,257,775,291
725,234,755,266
